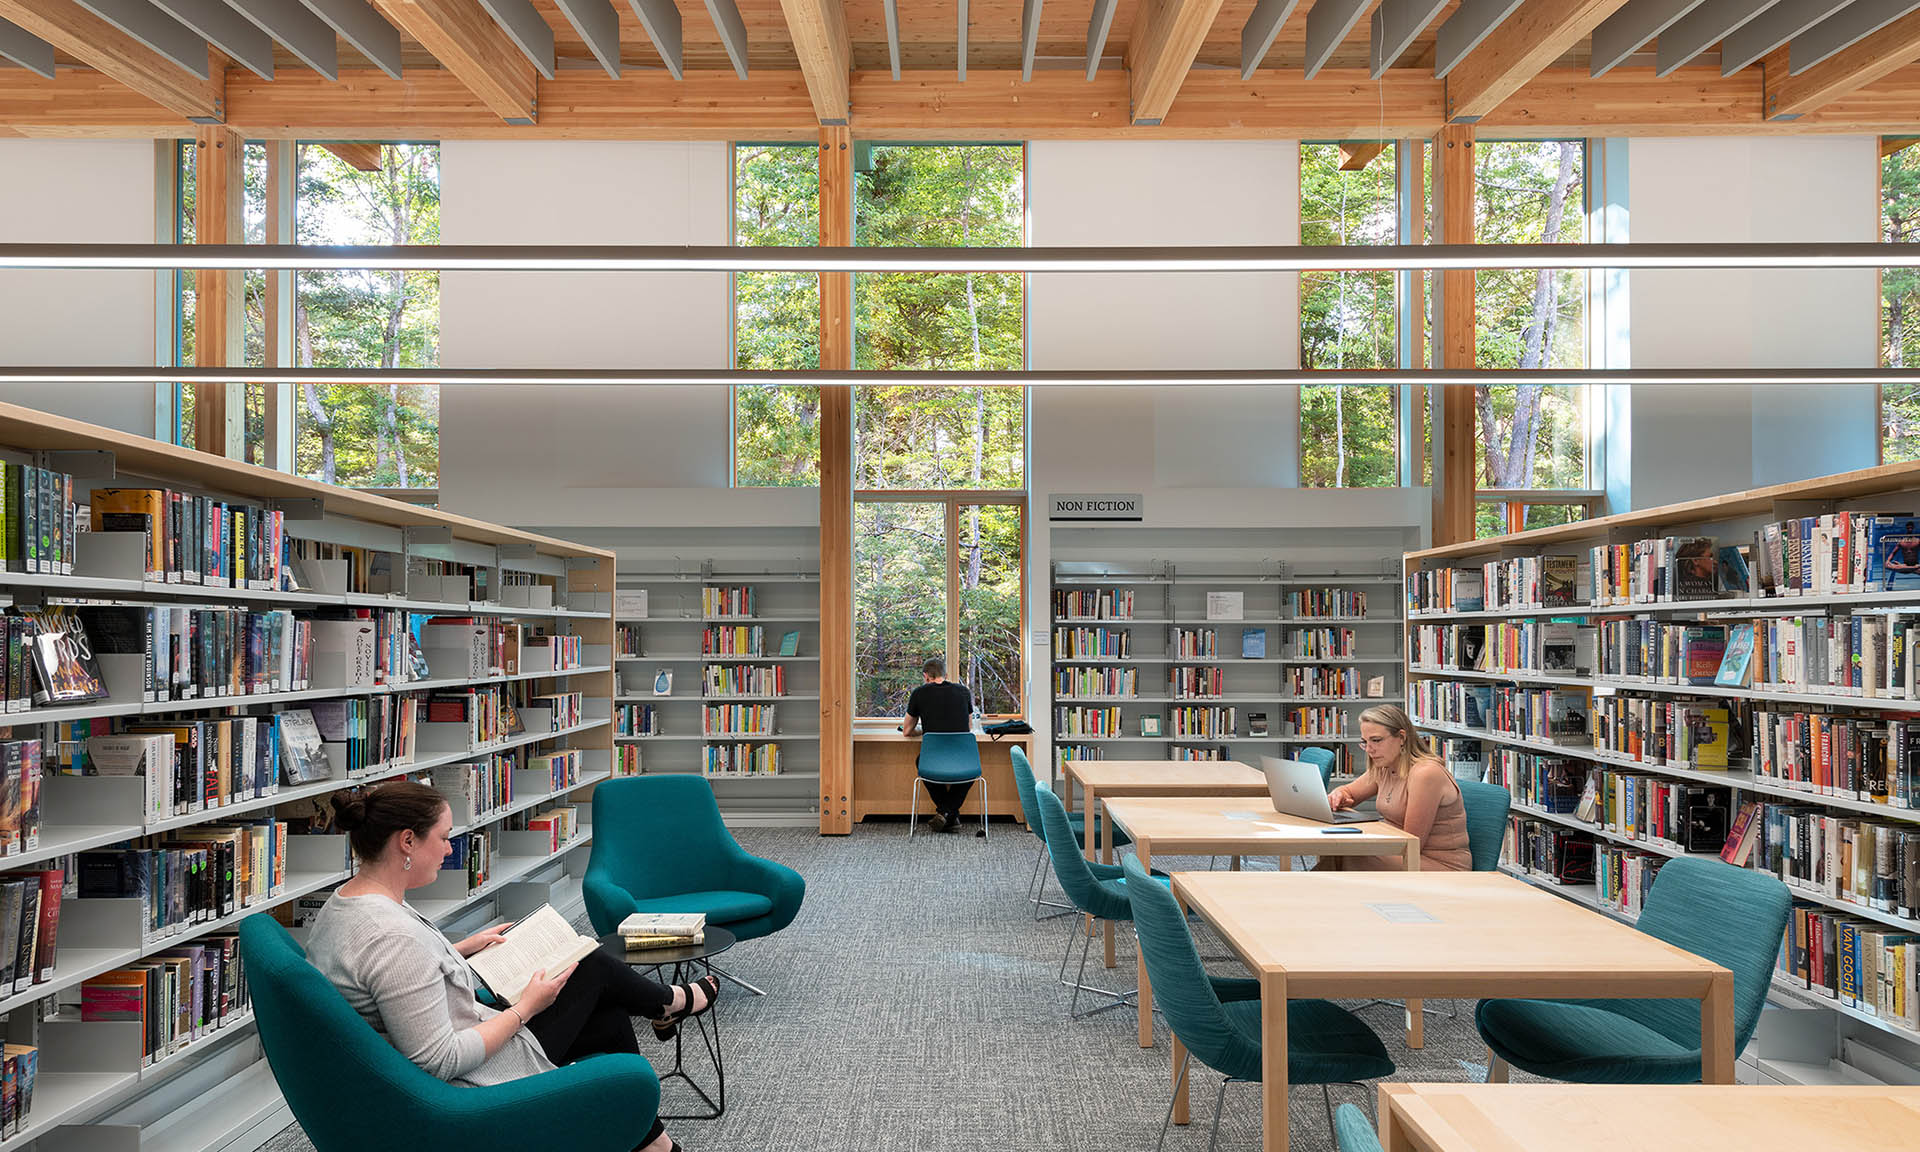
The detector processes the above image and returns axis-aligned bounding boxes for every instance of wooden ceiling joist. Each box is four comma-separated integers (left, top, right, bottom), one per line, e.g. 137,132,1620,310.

1433,0,1524,78
882,0,901,78
1130,0,1229,122
226,0,339,81
1790,0,1920,73
1371,0,1448,77
551,0,620,77
71,0,211,78
1086,0,1118,77
1444,0,1631,122
472,0,556,79
1020,0,1042,81
0,17,53,78
0,0,221,119
1720,0,1850,75
1588,0,1706,76
322,138,384,168
372,0,538,120
1653,0,1782,76
298,0,404,79
703,0,752,80
1338,139,1387,168
628,0,683,78
777,0,850,123
957,0,967,79
1766,6,1920,119
1241,0,1306,77
1305,0,1377,79
147,0,276,79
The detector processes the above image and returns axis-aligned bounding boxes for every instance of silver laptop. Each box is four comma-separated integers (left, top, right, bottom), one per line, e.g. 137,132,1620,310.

1260,756,1374,824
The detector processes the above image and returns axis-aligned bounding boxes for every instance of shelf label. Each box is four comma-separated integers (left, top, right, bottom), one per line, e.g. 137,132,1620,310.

1049,493,1143,522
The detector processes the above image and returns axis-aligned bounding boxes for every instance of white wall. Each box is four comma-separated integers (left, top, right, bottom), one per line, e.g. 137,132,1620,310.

436,141,812,529
1626,137,1879,507
0,140,158,436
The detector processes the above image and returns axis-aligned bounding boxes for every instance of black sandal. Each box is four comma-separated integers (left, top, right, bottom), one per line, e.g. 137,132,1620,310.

650,975,719,1041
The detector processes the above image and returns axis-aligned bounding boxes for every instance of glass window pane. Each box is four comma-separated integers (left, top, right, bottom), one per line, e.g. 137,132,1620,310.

1885,141,1920,461
1475,502,1511,540
1522,503,1583,531
734,144,822,486
243,142,269,467
175,140,197,448
1475,141,1588,489
294,143,440,488
856,502,947,718
853,385,1024,489
956,503,1022,715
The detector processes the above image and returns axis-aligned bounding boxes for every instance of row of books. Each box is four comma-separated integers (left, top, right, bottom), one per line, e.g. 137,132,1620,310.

1286,705,1347,736
430,755,521,823
1725,614,1920,697
1170,746,1229,761
1579,768,1732,853
0,872,59,992
1594,618,1727,686
1589,695,1734,770
1172,666,1226,699
90,486,291,589
1052,627,1131,660
1779,907,1920,1029
1504,817,1596,885
1054,667,1138,699
1289,589,1366,618
1405,557,1582,616
526,692,583,731
701,703,776,735
79,933,246,1068
701,586,756,618
615,746,643,776
1744,513,1920,598
1412,680,1496,730
1290,627,1354,659
423,618,570,681
6,465,77,576
616,705,661,736
1052,588,1135,621
1589,536,1727,605
702,626,767,657
77,819,293,941
1285,666,1359,698
1053,706,1121,738
1173,628,1219,658
1410,620,1592,677
508,804,579,855
1750,709,1920,806
616,624,643,658
1055,745,1103,769
1725,802,1920,918
1594,844,1663,918
620,911,705,951
1489,686,1591,746
445,830,492,889
1169,706,1236,739
703,743,782,775
702,664,787,696
40,606,318,707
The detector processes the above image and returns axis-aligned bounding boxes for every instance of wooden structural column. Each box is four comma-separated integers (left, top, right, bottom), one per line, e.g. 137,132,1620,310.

1431,124,1475,547
818,125,855,834
193,126,244,459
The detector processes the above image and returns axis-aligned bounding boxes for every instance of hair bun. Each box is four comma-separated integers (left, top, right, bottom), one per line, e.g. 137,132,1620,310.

330,792,369,831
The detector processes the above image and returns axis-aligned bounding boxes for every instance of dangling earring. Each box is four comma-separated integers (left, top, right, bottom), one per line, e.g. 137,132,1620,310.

403,856,412,871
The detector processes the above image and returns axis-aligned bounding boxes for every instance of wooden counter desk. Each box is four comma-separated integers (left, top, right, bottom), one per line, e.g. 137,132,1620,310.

848,726,1032,826
1376,1083,1920,1152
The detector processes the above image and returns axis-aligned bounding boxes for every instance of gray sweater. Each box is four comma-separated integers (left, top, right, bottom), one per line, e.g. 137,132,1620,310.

305,890,554,1086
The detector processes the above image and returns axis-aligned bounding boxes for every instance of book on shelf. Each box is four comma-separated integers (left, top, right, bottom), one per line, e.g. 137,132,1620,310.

780,630,799,657
615,590,648,619
1721,801,1762,866
653,669,673,696
1140,715,1162,737
22,608,108,706
1366,676,1385,697
1248,712,1268,737
1715,623,1756,688
1241,629,1265,659
1205,592,1243,621
1716,546,1751,595
465,904,603,1006
87,732,172,823
1540,555,1578,607
1869,516,1920,592
274,710,330,786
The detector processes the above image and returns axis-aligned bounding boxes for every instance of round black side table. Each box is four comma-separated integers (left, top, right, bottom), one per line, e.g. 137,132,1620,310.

598,925,735,1121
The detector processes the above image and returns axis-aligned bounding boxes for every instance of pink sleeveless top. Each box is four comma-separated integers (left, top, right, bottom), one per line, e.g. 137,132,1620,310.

1371,761,1471,872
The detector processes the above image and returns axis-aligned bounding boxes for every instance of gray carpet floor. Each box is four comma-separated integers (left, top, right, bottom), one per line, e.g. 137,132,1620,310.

264,824,1516,1152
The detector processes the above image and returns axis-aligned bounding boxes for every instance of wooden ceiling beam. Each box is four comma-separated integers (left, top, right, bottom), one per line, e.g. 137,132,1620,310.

371,0,538,121
1338,139,1388,168
1128,0,1229,123
1765,6,1920,120
322,138,384,168
777,0,850,123
1444,0,1631,122
0,0,221,119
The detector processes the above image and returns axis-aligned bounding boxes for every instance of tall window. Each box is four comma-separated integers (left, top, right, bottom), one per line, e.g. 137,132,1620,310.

1884,139,1920,462
1299,142,1400,487
733,144,822,485
1473,140,1590,538
168,139,270,465
294,142,440,488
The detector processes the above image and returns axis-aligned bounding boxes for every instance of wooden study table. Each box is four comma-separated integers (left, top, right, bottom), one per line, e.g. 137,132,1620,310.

848,726,1032,825
1055,759,1270,969
1103,796,1420,1050
1169,870,1735,1152
1375,1083,1920,1152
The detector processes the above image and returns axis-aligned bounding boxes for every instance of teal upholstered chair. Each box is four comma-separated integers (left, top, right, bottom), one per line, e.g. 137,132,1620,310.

239,914,660,1152
584,775,804,995
910,731,988,839
1297,746,1339,787
1333,1102,1384,1151
1123,855,1394,1150
1011,747,1128,919
1034,785,1166,1017
1460,779,1512,872
1476,856,1792,1084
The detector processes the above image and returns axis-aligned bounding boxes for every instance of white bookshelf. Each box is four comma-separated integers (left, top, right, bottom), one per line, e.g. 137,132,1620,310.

1405,461,1920,1064
613,562,820,824
0,401,618,1150
1048,561,1404,775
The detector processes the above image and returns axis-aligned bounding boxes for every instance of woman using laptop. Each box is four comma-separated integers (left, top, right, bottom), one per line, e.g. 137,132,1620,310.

1324,704,1471,871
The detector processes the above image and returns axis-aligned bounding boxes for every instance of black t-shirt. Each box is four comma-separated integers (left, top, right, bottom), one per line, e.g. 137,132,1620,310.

907,680,973,733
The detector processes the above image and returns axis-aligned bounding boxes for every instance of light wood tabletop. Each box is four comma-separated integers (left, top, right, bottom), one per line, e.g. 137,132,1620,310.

1376,1083,1920,1152
1103,796,1420,1049
1055,759,1271,972
1168,870,1735,1152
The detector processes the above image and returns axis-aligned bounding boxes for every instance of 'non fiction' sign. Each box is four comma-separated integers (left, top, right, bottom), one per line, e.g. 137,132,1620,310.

1049,493,1143,522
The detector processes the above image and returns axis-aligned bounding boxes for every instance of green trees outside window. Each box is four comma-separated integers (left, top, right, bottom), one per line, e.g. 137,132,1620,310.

1884,141,1920,462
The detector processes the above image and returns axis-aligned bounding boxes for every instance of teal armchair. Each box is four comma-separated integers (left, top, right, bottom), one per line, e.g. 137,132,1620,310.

1475,856,1792,1083
1123,855,1394,1151
1333,1102,1384,1151
1034,786,1166,1017
1011,747,1127,920
1459,779,1512,873
1296,746,1339,787
239,914,660,1152
910,731,987,838
584,776,804,993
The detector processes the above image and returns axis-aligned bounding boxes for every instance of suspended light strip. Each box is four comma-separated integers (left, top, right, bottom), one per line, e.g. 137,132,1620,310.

6,367,1916,387
8,242,1920,273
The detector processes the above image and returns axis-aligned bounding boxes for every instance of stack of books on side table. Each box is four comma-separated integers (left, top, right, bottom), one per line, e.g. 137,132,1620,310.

620,912,706,951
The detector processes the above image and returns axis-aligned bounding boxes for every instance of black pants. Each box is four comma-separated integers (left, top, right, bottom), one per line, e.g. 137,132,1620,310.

527,947,678,1147
926,780,974,818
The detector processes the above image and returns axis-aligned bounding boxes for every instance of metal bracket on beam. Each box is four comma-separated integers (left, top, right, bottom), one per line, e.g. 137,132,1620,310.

42,450,115,481
565,556,600,570
403,524,455,558
277,497,328,521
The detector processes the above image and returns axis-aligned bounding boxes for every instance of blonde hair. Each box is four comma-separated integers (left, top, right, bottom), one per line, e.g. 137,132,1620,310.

1358,704,1439,783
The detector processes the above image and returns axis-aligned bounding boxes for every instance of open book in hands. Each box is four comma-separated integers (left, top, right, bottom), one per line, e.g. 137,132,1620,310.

464,904,602,1006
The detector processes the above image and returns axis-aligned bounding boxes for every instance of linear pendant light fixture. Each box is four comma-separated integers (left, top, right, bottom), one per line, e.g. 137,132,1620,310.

7,367,1918,388
8,242,1920,273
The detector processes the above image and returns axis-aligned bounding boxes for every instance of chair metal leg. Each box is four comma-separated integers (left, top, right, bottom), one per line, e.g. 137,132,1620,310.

1155,1052,1193,1152
1486,1051,1510,1083
907,777,925,839
1205,1076,1230,1152
1030,847,1073,920
1027,842,1044,898
980,777,990,840
1066,920,1136,1018
1354,997,1450,1021
706,963,766,997
1321,1085,1336,1140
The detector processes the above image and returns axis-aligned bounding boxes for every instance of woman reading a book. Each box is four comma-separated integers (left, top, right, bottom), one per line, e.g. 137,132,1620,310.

1324,704,1471,872
304,782,716,1152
